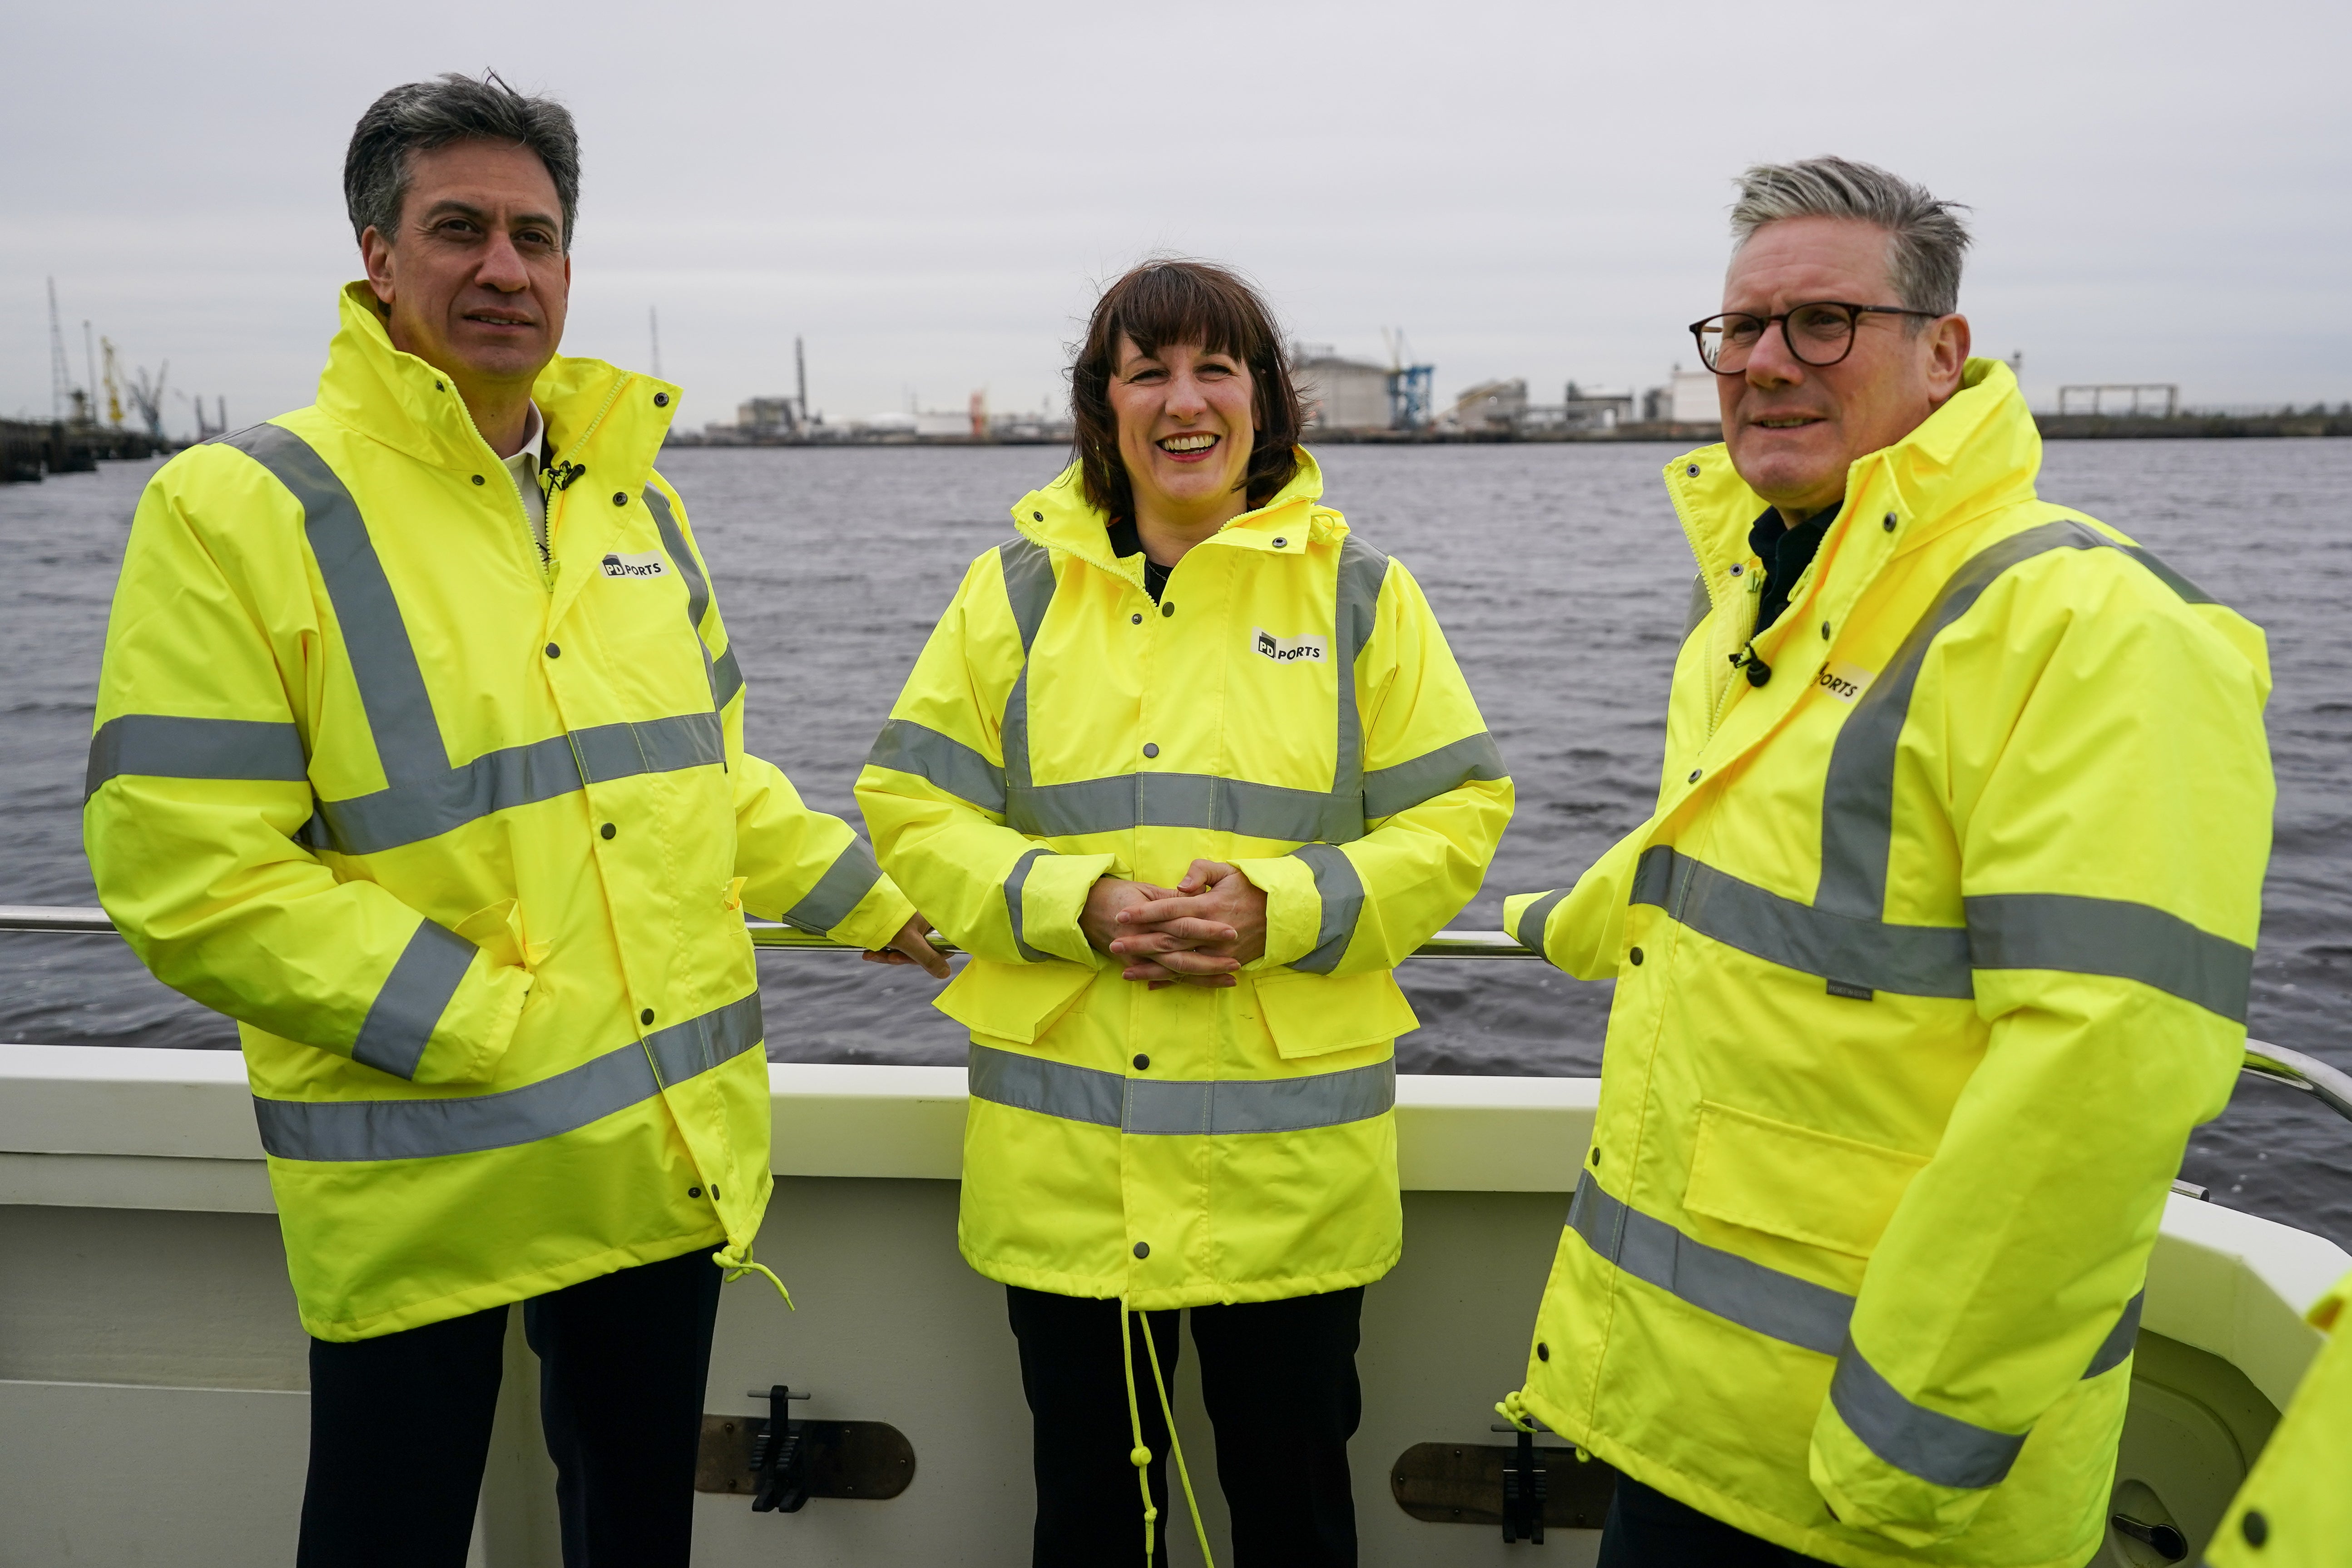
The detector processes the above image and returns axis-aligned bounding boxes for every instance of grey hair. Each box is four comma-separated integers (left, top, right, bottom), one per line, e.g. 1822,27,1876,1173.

1729,157,1971,317
344,72,581,252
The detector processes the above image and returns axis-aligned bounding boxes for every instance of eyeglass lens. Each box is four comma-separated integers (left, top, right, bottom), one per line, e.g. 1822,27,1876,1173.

1698,304,1859,371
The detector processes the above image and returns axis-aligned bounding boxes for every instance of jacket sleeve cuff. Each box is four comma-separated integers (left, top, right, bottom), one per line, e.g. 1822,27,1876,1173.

1503,890,1564,955
832,872,917,953
1016,851,1114,967
1807,1397,1990,1549
1233,854,1322,969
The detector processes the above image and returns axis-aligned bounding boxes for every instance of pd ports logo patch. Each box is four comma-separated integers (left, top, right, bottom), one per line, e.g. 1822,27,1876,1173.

1253,627,1326,664
600,551,669,579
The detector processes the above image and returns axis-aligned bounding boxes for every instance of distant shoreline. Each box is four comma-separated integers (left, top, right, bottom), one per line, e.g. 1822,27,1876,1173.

664,409,2352,451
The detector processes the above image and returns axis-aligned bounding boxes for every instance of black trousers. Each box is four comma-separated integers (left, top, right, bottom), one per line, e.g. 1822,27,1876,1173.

1597,1474,1831,1566
297,1246,723,1568
1006,1283,1364,1568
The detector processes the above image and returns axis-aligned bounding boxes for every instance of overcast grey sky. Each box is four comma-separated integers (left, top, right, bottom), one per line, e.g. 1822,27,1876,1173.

6,0,2347,438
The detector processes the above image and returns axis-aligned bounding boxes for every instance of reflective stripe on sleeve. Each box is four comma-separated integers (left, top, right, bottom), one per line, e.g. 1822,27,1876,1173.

2120,545,2213,605
866,718,1008,813
642,485,738,712
1363,731,1505,820
1632,846,1972,998
968,1042,1394,1134
85,714,309,800
255,991,763,1162
1004,846,1052,961
780,837,885,935
1513,889,1567,952
712,646,743,707
349,919,480,1080
1289,842,1364,974
1830,1340,2028,1490
2082,1289,2144,1379
1568,1172,1853,1356
1966,893,2252,1022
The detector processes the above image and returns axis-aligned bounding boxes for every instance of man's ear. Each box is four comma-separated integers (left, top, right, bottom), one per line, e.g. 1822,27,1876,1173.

1926,313,1972,405
359,225,396,309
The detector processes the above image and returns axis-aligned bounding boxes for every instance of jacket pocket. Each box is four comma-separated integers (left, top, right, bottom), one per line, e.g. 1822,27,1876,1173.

936,958,1097,1046
1253,969,1420,1060
1683,1101,1928,1259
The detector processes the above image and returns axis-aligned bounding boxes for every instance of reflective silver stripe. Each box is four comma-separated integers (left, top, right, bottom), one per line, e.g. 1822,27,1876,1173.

312,713,723,856
219,424,444,782
1633,846,1972,998
255,991,762,1162
349,920,478,1079
995,533,1377,845
1004,846,1051,961
642,485,739,713
867,718,1007,812
1363,731,1506,820
85,715,307,800
219,428,722,855
1568,1172,1853,1355
2084,1290,2144,1379
1290,842,1364,974
2121,545,2213,605
1830,1340,2027,1489
1011,772,1338,841
781,837,884,935
998,537,1058,652
1683,572,1712,639
1967,892,2252,1022
968,1042,1394,1134
1514,889,1567,952
1328,535,1389,845
1818,519,2213,919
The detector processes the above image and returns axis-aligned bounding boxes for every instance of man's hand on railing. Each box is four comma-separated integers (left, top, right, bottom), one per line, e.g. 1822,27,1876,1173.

862,916,951,980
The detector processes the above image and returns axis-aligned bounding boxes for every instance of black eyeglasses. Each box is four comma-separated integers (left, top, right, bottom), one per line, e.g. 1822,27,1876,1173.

1689,301,1943,375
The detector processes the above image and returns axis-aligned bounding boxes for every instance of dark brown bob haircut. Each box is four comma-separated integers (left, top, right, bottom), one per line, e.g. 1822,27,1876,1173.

1070,259,1305,520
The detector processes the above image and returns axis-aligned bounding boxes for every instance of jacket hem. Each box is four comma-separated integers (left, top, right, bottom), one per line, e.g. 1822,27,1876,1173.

961,1248,1400,1311
1515,1389,2094,1568
298,1222,730,1342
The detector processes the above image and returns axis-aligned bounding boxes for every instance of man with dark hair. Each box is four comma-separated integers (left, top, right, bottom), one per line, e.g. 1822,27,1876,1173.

1499,158,2273,1565
84,72,945,1567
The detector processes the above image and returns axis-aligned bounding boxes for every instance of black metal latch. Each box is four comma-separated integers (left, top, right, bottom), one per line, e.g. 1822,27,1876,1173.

1495,1421,1546,1544
748,1384,816,1513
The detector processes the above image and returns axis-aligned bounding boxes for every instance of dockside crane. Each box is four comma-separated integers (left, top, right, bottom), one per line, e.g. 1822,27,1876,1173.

1382,328,1434,432
100,339,126,428
125,361,169,442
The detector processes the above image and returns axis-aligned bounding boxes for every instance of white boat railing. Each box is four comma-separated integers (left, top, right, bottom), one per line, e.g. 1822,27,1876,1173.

5,902,2348,1127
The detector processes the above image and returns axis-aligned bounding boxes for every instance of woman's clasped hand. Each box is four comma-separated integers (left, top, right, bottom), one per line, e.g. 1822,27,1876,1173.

1080,861,1270,988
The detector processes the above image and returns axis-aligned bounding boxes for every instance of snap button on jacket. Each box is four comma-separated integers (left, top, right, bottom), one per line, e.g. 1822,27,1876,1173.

857,455,1512,1309
85,283,913,1340
1505,361,2274,1567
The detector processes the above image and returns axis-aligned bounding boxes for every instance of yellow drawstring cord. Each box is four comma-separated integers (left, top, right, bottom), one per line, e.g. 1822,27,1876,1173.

1141,1312,1215,1568
1119,1305,1160,1565
1495,1388,1536,1433
711,1239,793,1310
1118,1302,1217,1568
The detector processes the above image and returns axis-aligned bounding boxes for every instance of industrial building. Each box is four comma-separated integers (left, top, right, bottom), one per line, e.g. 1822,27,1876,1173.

1293,347,1397,431
1444,379,1528,433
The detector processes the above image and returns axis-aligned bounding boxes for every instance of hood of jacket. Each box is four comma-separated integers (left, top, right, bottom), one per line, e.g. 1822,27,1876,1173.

313,281,679,490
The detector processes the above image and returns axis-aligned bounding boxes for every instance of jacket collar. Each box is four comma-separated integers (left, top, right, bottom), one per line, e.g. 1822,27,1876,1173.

1011,448,1344,580
1664,357,2041,586
313,282,678,486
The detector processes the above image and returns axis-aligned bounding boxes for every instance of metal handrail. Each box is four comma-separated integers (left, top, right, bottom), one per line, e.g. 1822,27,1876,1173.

5,902,2346,1125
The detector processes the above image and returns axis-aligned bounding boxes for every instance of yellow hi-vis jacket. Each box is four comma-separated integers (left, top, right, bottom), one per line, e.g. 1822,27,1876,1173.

84,283,913,1341
2210,1270,2352,1567
1500,361,2273,1568
855,454,1511,1310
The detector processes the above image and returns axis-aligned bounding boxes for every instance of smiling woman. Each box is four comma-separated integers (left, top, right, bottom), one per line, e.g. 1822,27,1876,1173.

856,257,1514,1565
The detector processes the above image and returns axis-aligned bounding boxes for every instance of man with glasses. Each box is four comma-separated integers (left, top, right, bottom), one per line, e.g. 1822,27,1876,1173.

1497,158,2273,1565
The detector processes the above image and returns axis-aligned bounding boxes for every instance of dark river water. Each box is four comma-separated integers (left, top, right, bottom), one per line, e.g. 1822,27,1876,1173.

4,440,2347,1246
